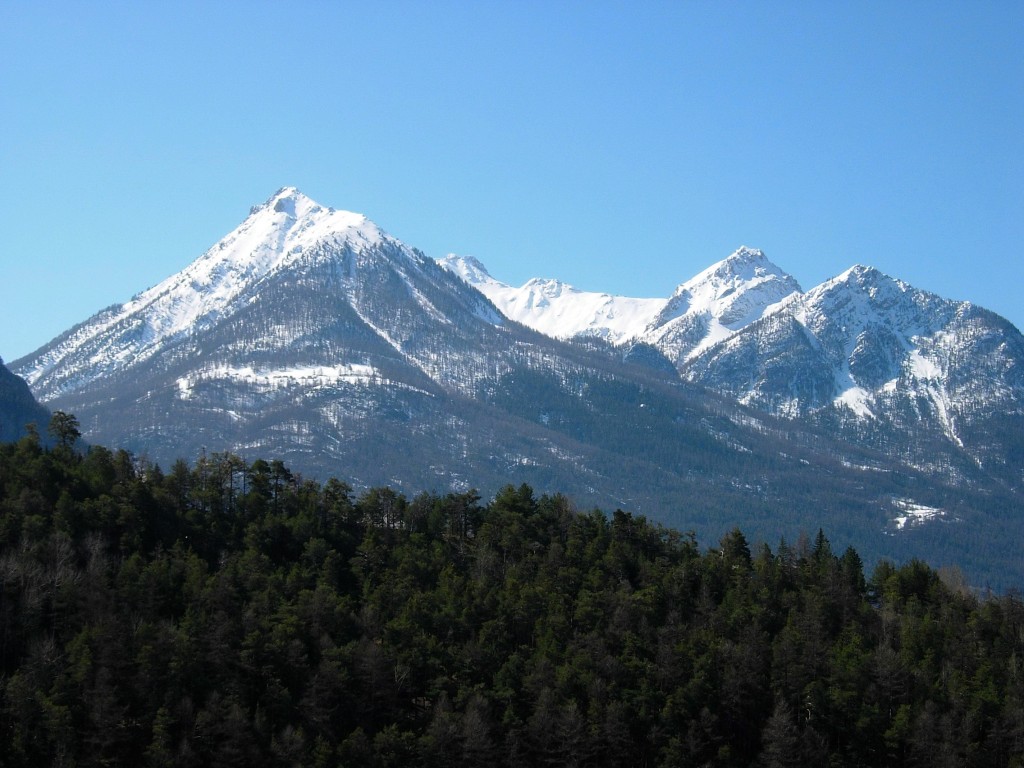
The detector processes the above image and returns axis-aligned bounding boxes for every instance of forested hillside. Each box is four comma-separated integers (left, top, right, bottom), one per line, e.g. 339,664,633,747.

1,422,1022,766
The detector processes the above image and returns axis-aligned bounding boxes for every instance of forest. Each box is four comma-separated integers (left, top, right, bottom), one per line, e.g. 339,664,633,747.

1,414,1023,766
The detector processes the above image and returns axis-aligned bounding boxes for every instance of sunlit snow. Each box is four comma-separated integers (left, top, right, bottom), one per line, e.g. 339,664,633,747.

890,498,947,530
19,187,396,391
834,386,874,418
440,246,802,363
439,254,664,343
176,363,382,398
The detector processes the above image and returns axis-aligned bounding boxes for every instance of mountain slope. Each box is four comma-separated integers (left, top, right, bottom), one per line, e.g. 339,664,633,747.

439,247,800,358
15,188,715,498
21,188,504,401
682,265,1024,490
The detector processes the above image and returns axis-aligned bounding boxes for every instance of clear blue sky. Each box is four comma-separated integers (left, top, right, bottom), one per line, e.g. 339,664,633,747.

2,2,1021,361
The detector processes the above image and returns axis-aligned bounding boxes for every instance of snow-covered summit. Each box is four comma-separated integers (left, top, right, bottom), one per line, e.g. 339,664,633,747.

439,254,502,289
16,188,404,393
236,186,386,260
640,247,802,364
119,187,389,337
678,255,1024,465
796,264,946,336
820,264,902,295
661,246,802,325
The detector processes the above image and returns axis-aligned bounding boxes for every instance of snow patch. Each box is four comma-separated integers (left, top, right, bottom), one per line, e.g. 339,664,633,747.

177,363,382,398
890,498,947,531
908,350,941,380
834,386,875,418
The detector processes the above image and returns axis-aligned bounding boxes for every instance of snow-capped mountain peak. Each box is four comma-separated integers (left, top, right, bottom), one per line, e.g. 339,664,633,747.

16,188,398,394
799,264,941,337
233,186,385,259
694,245,774,280
641,247,802,364
672,246,801,310
825,264,895,291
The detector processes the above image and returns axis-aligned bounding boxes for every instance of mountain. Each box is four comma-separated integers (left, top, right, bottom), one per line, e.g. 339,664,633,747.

439,254,664,343
449,249,1024,495
12,188,1024,587
0,356,50,442
18,188,500,401
14,186,524,483
682,265,1024,492
14,186,705,499
639,246,802,365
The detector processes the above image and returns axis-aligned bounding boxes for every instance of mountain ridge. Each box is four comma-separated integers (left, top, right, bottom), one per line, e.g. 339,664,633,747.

446,244,1024,493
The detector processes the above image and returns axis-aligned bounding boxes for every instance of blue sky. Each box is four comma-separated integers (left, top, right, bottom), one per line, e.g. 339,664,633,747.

1,2,1021,361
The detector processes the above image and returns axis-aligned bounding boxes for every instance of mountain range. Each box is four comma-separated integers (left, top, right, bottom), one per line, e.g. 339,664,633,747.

442,247,1024,496
9,187,1024,587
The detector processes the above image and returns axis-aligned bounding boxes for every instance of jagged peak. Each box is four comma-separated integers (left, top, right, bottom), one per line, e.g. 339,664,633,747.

267,186,309,217
440,254,490,277
717,246,771,272
268,185,304,203
729,245,767,261
198,191,379,284
837,264,881,281
439,254,506,289
258,186,325,219
250,186,310,214
818,264,909,296
667,247,801,305
675,247,799,297
453,254,489,274
14,188,403,391
246,187,376,234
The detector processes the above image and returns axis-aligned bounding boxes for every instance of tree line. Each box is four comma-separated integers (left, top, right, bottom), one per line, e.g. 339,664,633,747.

0,413,1022,766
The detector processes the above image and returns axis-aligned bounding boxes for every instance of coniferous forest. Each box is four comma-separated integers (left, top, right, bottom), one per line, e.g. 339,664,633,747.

1,417,1023,766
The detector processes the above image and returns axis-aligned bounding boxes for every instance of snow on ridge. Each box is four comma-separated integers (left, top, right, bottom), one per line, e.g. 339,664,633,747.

440,246,804,350
440,254,494,284
745,266,982,446
443,246,968,373
438,255,665,343
677,246,796,298
670,248,800,324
